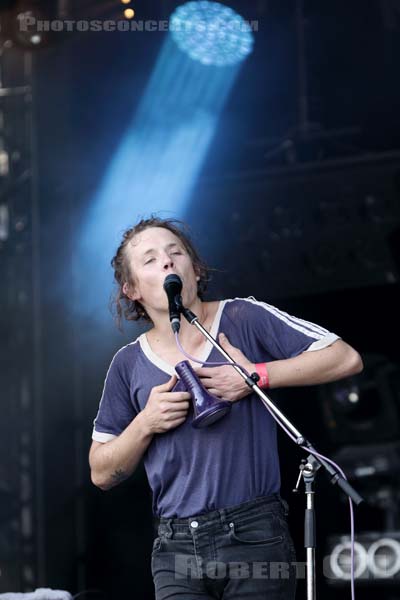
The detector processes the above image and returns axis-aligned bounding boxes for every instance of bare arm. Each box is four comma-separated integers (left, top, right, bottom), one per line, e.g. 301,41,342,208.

89,375,190,491
89,411,154,491
264,339,363,388
197,335,363,401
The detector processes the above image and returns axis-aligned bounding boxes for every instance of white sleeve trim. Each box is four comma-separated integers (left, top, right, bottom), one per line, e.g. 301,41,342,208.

305,333,341,352
92,339,140,432
92,429,117,443
241,297,327,340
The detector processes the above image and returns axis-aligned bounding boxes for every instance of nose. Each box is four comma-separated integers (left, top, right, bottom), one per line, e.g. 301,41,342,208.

162,254,174,270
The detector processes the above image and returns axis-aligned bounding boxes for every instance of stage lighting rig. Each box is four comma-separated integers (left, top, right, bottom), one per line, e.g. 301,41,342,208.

0,0,57,48
124,8,134,19
319,354,400,446
326,531,400,584
170,1,254,67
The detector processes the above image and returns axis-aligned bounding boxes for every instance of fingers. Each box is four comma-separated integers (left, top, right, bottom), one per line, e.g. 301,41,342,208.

196,365,236,378
195,367,214,378
199,371,226,390
145,378,192,434
163,400,190,410
167,392,191,402
219,332,230,344
155,375,177,392
200,378,213,388
167,416,187,428
207,389,222,397
165,409,189,421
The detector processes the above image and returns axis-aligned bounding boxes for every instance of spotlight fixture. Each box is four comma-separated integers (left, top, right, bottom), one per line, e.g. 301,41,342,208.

319,355,400,445
329,540,368,580
326,532,400,583
123,7,134,19
170,1,254,66
0,2,49,48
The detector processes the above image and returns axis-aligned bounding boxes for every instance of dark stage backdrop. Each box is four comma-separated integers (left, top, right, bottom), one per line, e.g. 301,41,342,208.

20,1,400,598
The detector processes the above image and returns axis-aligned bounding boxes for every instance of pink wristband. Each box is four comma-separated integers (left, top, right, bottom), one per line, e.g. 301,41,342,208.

255,363,269,389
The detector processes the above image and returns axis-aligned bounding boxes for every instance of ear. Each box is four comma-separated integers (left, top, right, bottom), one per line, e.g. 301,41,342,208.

122,281,140,301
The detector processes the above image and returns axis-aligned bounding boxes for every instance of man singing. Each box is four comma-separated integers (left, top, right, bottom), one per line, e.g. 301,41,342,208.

89,217,363,599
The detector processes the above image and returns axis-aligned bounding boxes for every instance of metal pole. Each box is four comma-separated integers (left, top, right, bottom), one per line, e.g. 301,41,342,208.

305,482,316,600
27,49,46,586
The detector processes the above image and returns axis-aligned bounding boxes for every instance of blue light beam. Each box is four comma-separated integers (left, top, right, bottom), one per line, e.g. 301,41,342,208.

75,3,254,322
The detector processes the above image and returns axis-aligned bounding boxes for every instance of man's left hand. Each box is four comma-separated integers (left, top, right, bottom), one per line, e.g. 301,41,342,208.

195,333,255,402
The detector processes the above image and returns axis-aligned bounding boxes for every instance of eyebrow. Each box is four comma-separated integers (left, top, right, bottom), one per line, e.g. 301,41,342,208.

141,242,181,257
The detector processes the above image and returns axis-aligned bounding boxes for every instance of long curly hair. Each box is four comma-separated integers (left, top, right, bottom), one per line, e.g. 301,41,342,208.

111,217,210,328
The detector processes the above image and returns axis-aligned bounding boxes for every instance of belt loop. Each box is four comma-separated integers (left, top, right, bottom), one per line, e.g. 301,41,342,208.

280,497,289,516
219,508,230,531
165,518,173,538
219,507,228,529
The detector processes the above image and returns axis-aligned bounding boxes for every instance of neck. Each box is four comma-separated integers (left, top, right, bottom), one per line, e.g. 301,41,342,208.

149,297,206,344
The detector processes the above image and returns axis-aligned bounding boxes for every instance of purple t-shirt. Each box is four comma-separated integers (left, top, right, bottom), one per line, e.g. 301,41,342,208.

92,298,339,517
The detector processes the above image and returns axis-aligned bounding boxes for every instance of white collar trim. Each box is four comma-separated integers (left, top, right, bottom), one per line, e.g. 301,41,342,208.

138,300,226,375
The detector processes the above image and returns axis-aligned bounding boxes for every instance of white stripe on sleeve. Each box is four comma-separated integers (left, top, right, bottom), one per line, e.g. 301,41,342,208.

244,297,323,340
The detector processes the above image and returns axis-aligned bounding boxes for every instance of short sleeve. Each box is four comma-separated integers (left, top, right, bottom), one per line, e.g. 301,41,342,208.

242,297,340,360
92,347,137,443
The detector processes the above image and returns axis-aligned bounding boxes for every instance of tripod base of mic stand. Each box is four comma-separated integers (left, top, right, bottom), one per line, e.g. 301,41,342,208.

192,402,232,428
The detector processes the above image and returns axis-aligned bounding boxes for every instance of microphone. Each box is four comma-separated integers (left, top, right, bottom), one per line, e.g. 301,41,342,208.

163,274,183,333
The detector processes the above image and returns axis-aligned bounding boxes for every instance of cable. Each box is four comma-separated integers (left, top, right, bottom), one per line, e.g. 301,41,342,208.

174,331,357,600
72,591,107,600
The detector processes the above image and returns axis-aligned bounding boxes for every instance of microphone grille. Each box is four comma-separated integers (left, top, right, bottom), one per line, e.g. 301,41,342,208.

163,274,182,292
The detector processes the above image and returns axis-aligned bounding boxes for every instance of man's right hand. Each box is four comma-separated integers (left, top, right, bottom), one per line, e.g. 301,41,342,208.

141,375,190,434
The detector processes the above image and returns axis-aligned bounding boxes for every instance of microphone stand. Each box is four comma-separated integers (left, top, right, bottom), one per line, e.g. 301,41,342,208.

179,303,364,600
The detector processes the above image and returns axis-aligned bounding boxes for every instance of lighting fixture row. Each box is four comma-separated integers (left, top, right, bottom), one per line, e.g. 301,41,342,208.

121,0,135,19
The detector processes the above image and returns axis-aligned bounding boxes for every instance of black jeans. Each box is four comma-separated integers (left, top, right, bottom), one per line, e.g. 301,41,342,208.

152,495,297,599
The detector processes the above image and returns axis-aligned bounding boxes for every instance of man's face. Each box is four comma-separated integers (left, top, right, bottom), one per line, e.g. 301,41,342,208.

124,227,200,315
